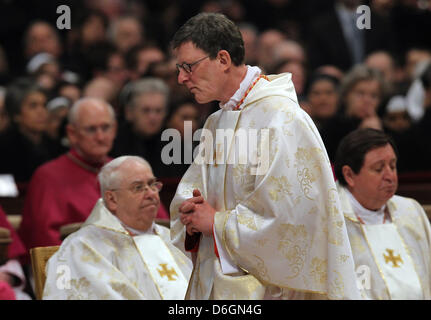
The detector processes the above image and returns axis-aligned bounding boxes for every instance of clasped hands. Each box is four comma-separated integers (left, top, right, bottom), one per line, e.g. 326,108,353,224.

179,189,216,236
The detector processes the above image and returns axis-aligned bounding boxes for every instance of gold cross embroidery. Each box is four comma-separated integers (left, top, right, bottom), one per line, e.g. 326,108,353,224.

383,249,403,268
157,263,178,281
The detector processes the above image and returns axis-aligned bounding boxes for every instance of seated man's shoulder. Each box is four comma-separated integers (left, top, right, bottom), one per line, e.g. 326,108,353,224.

32,154,68,178
391,195,427,217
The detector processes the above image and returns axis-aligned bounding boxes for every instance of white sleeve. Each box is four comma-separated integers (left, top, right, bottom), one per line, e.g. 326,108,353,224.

213,223,240,274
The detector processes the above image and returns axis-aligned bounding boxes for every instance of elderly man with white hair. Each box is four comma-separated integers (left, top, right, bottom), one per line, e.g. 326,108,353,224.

43,155,192,300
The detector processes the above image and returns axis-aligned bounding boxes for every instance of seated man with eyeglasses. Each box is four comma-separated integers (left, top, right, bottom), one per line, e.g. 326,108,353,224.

18,97,170,261
43,156,192,299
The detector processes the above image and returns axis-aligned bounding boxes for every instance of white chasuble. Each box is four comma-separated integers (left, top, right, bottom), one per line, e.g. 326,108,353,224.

170,72,362,300
43,199,192,300
338,185,431,300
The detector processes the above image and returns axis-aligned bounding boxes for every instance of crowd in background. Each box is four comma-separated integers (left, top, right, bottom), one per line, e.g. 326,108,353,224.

0,0,431,183
0,0,431,189
1,0,431,300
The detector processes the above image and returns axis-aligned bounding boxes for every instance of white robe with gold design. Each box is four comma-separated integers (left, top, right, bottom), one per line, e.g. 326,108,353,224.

170,73,362,300
339,185,431,299
43,199,192,300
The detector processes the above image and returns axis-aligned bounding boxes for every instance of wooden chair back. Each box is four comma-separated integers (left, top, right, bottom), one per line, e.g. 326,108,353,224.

30,246,60,300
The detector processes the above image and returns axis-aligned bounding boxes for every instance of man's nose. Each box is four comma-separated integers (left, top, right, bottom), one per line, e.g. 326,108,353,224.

177,68,189,84
383,166,397,181
94,127,106,140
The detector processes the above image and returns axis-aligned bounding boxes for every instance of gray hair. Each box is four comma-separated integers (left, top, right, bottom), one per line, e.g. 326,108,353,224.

339,64,387,109
98,156,152,199
67,97,116,125
122,77,170,111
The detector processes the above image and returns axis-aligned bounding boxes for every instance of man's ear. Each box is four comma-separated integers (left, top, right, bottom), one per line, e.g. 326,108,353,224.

342,165,355,188
104,190,118,213
217,50,232,71
66,123,77,146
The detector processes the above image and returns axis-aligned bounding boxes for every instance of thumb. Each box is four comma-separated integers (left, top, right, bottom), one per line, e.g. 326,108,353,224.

193,189,202,197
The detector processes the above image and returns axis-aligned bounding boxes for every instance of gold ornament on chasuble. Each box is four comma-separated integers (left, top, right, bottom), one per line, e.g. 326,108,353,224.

322,189,346,247
69,277,93,298
309,257,328,285
276,223,309,279
350,234,367,254
383,249,403,268
294,147,325,200
268,176,293,201
328,270,345,299
110,281,141,300
157,263,179,280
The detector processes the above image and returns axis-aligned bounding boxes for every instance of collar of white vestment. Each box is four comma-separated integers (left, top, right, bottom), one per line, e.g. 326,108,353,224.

219,65,261,111
344,188,388,225
82,199,156,235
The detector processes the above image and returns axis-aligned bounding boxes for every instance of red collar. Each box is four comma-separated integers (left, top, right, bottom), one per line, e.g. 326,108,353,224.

67,149,109,173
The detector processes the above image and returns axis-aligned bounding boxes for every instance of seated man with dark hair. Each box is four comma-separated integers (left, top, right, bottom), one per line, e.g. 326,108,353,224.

43,156,191,299
334,128,431,299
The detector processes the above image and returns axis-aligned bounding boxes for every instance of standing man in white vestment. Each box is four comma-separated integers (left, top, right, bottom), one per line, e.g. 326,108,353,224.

170,12,362,300
334,128,431,299
43,156,192,299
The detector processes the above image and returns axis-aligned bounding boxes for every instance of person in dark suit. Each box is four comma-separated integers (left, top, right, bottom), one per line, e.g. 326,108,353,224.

307,0,396,72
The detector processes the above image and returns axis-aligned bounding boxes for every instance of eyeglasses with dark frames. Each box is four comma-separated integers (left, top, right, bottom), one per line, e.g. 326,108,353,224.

176,55,210,74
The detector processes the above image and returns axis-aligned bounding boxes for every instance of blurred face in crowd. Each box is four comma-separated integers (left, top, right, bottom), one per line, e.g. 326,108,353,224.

106,53,128,89
105,160,160,231
240,27,257,64
307,79,338,119
114,18,143,53
175,41,226,104
345,79,381,119
137,47,165,76
256,30,285,71
15,91,48,134
83,77,117,103
383,111,411,132
127,92,167,137
365,52,395,83
25,22,61,58
46,106,69,139
167,102,200,138
277,61,306,96
67,100,116,163
59,84,81,103
343,143,398,210
405,49,431,80
81,14,107,46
